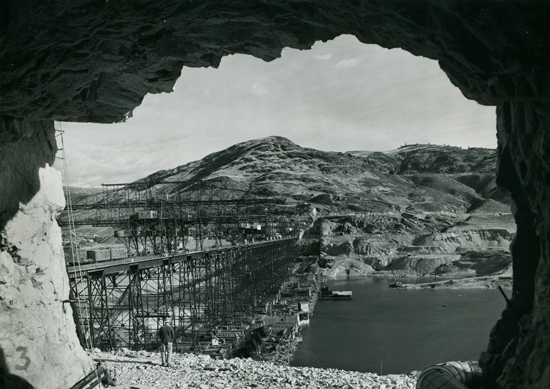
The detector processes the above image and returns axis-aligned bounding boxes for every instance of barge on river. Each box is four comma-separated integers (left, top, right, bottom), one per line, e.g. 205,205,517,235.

319,285,352,300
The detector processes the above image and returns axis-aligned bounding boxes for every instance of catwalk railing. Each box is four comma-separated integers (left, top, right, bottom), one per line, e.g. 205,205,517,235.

68,238,298,353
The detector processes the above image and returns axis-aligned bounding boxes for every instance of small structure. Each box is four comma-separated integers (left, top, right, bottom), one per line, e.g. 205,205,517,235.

298,312,309,326
137,210,158,219
297,301,309,313
319,285,352,300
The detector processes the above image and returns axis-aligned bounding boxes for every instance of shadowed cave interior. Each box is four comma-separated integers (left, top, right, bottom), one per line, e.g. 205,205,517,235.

0,1,548,388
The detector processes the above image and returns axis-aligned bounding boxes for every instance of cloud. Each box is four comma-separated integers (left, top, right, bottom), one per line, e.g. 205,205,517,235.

251,82,269,96
332,58,360,68
314,53,333,60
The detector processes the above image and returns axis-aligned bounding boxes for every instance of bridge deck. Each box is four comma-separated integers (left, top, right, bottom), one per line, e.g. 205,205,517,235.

67,238,297,278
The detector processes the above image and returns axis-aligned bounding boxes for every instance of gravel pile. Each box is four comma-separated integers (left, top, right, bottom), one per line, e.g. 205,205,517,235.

91,349,418,389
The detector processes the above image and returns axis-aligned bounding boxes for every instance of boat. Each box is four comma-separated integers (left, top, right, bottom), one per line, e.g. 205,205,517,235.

319,285,352,300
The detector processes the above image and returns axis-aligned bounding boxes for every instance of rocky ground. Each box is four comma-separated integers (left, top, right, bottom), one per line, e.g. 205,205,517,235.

91,349,418,389
316,211,515,284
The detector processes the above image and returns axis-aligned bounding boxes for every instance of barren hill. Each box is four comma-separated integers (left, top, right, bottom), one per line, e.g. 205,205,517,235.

128,136,510,215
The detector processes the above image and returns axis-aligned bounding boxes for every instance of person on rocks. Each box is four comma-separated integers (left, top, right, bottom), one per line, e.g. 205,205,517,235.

158,317,174,367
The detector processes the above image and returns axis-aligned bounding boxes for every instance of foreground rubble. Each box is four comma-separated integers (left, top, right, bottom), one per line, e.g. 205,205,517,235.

91,349,417,389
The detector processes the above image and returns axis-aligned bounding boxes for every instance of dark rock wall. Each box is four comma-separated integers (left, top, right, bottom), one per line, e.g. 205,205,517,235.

481,102,550,388
0,0,548,126
0,1,548,387
0,119,56,230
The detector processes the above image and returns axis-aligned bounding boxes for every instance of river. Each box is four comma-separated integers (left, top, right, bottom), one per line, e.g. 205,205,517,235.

290,277,506,374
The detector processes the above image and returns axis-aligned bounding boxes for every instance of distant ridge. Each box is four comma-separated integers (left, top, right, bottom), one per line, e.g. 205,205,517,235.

74,137,509,215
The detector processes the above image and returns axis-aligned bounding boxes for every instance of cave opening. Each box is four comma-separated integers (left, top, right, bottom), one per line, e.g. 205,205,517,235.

1,2,548,388
54,33,508,379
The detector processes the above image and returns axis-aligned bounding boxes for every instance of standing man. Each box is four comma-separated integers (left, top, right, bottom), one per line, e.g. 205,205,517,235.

158,317,174,367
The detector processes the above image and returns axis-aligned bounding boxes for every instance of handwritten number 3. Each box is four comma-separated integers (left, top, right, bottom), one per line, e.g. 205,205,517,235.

15,346,30,371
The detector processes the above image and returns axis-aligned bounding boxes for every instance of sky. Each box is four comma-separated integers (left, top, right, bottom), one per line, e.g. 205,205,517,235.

54,35,497,188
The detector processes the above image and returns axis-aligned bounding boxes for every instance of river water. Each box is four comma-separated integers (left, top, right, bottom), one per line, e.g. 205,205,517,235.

290,277,506,374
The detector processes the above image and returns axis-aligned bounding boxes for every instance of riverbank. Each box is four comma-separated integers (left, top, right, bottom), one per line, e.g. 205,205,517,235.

320,255,513,290
91,349,418,388
385,264,513,290
388,274,512,290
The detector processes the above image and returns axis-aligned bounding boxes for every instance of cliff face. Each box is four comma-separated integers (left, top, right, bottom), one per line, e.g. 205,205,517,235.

0,1,549,388
0,122,94,387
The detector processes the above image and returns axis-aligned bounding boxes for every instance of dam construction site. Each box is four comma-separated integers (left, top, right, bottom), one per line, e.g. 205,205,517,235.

60,178,331,388
52,136,520,388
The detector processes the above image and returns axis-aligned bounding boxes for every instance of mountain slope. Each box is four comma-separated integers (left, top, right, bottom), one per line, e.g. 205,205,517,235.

130,136,509,215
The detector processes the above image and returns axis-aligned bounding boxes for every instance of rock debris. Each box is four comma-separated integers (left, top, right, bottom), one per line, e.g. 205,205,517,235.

92,349,417,389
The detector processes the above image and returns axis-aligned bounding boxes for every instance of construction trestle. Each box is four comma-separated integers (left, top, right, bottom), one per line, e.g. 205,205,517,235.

59,180,301,252
68,238,298,353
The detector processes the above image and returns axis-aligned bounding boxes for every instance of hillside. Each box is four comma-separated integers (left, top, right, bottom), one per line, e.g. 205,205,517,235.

64,186,103,203
126,136,510,215
69,137,509,215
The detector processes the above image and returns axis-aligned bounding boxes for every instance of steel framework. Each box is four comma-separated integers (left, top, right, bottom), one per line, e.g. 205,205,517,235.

59,180,299,253
69,238,297,353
